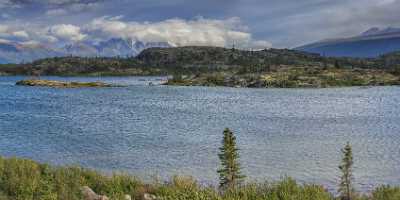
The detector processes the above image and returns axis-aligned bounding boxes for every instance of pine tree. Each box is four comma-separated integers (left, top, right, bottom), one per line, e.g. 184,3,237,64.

338,142,355,200
335,60,341,69
217,128,245,190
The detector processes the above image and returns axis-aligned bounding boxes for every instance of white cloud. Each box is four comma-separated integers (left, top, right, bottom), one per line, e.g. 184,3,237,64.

0,24,9,33
87,16,272,48
0,16,271,49
20,40,42,47
0,38,11,43
12,30,29,39
49,24,87,41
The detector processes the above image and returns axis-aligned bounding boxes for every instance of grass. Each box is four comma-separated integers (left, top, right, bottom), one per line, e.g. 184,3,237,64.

0,156,399,200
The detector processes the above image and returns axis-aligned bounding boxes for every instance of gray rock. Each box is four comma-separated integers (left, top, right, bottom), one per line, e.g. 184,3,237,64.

124,194,132,200
143,193,157,200
82,186,109,200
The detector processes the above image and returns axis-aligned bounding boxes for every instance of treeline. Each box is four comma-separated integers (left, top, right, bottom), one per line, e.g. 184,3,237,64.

0,128,399,200
0,46,400,76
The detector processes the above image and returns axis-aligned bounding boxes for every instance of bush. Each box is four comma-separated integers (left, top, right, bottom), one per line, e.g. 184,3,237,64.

0,157,142,200
370,185,400,200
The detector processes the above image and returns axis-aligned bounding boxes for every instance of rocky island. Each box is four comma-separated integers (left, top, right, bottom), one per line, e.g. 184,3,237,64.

165,67,400,88
16,79,114,88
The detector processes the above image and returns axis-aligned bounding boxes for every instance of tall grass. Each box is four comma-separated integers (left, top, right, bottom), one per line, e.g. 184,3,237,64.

0,157,140,200
0,156,399,200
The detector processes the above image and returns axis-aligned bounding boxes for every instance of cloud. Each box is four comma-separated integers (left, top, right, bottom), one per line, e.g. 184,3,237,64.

0,16,272,49
87,16,271,48
49,24,86,41
0,23,50,43
12,30,29,38
232,0,400,47
0,25,9,33
45,1,100,16
0,24,22,39
0,0,21,8
2,0,400,48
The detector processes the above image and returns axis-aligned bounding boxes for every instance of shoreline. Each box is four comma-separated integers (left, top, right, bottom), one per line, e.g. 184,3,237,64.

1,74,400,89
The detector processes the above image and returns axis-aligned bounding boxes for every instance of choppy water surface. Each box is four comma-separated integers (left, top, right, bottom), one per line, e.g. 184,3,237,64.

0,76,399,192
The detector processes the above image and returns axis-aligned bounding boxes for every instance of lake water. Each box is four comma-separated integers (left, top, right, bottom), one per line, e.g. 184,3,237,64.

0,76,400,192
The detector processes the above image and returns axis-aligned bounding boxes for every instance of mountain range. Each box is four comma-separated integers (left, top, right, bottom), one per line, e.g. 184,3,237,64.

1,27,400,63
0,38,172,64
296,27,400,58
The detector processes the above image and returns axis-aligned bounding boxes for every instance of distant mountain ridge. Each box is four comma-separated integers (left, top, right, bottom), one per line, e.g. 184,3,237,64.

0,38,172,63
295,27,400,58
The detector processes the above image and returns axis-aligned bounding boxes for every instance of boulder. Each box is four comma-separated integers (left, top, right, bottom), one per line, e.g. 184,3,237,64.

82,186,109,200
124,194,132,200
143,193,157,200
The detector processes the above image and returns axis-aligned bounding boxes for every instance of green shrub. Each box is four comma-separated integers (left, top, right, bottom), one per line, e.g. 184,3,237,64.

370,185,400,200
0,157,142,200
154,176,219,200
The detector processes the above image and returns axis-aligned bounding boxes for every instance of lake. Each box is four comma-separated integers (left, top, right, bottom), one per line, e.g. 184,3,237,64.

0,76,399,192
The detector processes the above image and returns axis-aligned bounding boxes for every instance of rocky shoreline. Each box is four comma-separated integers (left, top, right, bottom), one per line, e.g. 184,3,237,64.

165,67,400,88
16,79,114,88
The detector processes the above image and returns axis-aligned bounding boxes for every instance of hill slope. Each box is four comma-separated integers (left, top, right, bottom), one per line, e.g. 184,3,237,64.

296,27,400,58
1,46,400,88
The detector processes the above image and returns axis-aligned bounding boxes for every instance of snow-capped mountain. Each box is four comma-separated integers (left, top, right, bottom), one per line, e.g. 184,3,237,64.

0,38,172,63
361,27,400,37
296,27,400,58
97,38,135,56
0,40,64,63
63,38,173,57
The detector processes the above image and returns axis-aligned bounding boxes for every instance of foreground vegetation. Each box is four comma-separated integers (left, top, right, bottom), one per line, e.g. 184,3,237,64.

1,156,399,200
1,129,399,200
1,47,400,88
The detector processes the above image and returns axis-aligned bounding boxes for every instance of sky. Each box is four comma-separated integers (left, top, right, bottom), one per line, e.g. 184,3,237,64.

0,0,399,48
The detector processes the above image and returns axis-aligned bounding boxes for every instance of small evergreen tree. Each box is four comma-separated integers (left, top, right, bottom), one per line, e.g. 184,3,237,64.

338,142,355,200
334,60,341,69
217,128,245,190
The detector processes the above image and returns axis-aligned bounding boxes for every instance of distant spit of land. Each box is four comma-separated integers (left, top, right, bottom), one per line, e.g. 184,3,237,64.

1,46,400,88
16,79,114,88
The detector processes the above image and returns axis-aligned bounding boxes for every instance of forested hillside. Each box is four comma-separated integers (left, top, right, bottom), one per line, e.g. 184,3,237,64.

1,47,400,87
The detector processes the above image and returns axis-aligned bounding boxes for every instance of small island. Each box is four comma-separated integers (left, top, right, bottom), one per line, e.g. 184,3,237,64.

165,67,400,88
16,79,114,88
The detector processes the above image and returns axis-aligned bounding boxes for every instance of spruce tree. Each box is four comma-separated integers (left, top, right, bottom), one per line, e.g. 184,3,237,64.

338,142,355,200
334,60,341,69
217,128,245,190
